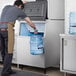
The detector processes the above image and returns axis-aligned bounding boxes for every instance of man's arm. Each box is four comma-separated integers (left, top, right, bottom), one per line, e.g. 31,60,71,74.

24,17,38,33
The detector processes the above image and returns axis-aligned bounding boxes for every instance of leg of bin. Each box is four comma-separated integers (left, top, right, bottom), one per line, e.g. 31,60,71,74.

20,65,24,70
44,68,46,74
17,64,19,69
64,72,67,76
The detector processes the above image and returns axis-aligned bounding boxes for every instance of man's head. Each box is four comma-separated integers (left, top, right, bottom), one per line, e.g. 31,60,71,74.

14,0,24,9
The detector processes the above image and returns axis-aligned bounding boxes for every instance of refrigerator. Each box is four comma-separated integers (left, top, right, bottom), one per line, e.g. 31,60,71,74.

14,0,64,68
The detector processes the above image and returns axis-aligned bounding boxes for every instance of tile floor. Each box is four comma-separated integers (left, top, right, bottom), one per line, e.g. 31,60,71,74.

0,63,76,76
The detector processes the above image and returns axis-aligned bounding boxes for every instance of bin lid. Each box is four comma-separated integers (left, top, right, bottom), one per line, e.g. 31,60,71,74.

23,0,47,21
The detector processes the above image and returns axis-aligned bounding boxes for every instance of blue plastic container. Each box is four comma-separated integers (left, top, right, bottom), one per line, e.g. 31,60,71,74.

69,12,76,34
69,12,76,27
69,27,76,34
30,34,44,55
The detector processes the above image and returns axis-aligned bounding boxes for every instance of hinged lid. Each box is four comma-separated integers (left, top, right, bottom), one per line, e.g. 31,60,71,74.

23,0,47,21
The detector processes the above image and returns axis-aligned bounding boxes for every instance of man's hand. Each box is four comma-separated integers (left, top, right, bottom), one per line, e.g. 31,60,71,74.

34,29,38,34
24,17,38,34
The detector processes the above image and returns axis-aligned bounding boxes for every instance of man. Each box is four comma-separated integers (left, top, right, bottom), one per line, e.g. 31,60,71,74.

0,0,38,76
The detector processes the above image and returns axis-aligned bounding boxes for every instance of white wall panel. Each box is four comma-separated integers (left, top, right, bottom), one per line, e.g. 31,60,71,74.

45,20,64,67
48,0,64,19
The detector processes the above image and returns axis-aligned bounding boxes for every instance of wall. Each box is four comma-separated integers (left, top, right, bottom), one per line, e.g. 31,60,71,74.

0,0,15,17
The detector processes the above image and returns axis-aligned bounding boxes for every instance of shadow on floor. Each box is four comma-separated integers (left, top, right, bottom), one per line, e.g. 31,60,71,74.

0,67,48,76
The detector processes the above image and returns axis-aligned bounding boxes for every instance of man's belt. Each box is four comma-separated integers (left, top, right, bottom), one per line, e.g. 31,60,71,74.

0,22,9,24
0,28,8,31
